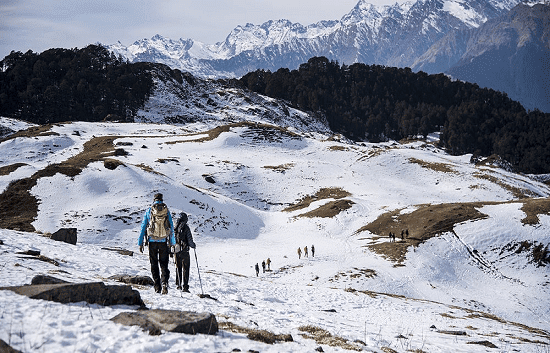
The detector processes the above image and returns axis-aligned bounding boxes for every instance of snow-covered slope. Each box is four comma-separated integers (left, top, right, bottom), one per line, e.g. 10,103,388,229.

1,115,549,352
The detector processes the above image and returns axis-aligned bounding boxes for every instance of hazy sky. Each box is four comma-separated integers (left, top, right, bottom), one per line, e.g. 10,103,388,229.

0,0,406,58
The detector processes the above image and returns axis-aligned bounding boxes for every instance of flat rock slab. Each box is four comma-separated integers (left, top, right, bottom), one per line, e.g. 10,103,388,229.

0,282,145,307
108,274,155,286
111,310,218,336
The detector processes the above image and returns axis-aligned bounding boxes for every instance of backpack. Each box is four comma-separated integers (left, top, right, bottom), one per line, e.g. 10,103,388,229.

147,202,170,241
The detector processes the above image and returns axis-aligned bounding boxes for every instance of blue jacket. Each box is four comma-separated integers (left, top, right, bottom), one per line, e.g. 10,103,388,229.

138,201,176,246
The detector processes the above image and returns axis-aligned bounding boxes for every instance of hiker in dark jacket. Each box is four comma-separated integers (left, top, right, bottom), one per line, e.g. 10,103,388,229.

173,212,196,292
138,193,176,294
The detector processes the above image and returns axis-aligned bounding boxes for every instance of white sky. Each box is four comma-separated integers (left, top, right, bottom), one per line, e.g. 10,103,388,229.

0,0,404,58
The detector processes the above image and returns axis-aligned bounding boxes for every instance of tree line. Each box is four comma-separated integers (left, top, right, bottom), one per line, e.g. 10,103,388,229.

0,45,154,124
237,57,550,174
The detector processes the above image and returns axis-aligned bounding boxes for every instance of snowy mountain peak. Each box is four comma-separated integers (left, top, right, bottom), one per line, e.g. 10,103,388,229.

106,0,523,78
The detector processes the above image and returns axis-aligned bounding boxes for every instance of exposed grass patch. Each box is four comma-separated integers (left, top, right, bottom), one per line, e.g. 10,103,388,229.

474,171,536,199
263,163,294,173
0,124,58,143
283,187,351,212
357,202,489,264
0,135,118,231
165,121,300,145
218,321,293,344
330,268,377,283
408,157,456,173
520,197,550,225
298,325,363,351
0,163,27,176
295,199,355,219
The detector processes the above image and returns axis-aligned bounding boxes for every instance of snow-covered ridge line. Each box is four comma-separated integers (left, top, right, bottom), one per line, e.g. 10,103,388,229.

106,0,521,78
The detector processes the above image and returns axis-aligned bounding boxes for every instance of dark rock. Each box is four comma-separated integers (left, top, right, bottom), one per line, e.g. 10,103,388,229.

111,309,218,335
315,347,324,352
0,239,4,245
31,274,69,285
0,339,22,353
109,274,155,286
104,159,124,170
203,175,215,184
0,282,145,307
113,148,128,156
467,340,498,348
16,249,40,256
49,228,77,245
102,247,133,256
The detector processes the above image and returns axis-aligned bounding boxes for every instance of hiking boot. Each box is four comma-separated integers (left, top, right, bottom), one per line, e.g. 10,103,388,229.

176,285,182,290
162,285,168,295
154,284,161,293
183,285,190,293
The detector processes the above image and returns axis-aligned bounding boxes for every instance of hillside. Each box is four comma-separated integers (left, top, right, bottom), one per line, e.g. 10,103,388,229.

0,116,549,352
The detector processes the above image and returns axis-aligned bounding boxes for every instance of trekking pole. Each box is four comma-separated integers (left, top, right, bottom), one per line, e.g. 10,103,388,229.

193,248,204,296
174,254,182,295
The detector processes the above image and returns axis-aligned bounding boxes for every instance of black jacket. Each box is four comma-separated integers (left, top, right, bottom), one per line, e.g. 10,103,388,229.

175,219,195,251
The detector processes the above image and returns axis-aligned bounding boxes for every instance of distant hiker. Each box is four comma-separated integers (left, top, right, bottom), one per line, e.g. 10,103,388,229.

304,246,308,258
388,232,393,242
297,247,302,259
138,193,176,295
262,260,266,273
266,258,271,270
405,229,409,238
401,230,405,241
255,263,260,276
173,212,196,292
311,244,315,257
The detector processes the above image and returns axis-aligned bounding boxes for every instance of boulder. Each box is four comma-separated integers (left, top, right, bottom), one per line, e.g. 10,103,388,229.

0,281,145,307
0,339,22,353
111,310,218,336
49,228,77,245
31,274,69,285
108,274,155,286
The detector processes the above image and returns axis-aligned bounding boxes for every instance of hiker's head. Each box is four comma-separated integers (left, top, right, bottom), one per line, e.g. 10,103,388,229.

179,212,188,224
153,193,163,202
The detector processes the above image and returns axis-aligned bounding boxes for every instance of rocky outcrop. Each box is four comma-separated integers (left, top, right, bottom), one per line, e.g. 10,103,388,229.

111,310,218,336
0,281,145,307
44,228,77,245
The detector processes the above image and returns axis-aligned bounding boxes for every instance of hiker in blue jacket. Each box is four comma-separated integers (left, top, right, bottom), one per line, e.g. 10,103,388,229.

138,193,176,294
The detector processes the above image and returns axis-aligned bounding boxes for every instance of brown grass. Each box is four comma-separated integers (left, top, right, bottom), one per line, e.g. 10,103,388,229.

263,163,294,173
218,321,293,344
359,197,550,264
408,157,457,174
295,199,355,219
165,121,300,145
357,202,489,264
0,135,118,231
474,172,536,199
0,163,27,176
283,187,351,212
298,325,363,351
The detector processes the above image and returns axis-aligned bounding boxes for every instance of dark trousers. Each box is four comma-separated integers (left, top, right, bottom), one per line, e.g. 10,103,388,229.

148,241,170,287
175,250,191,289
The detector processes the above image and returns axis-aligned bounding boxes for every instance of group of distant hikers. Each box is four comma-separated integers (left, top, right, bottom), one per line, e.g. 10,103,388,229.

138,193,195,295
